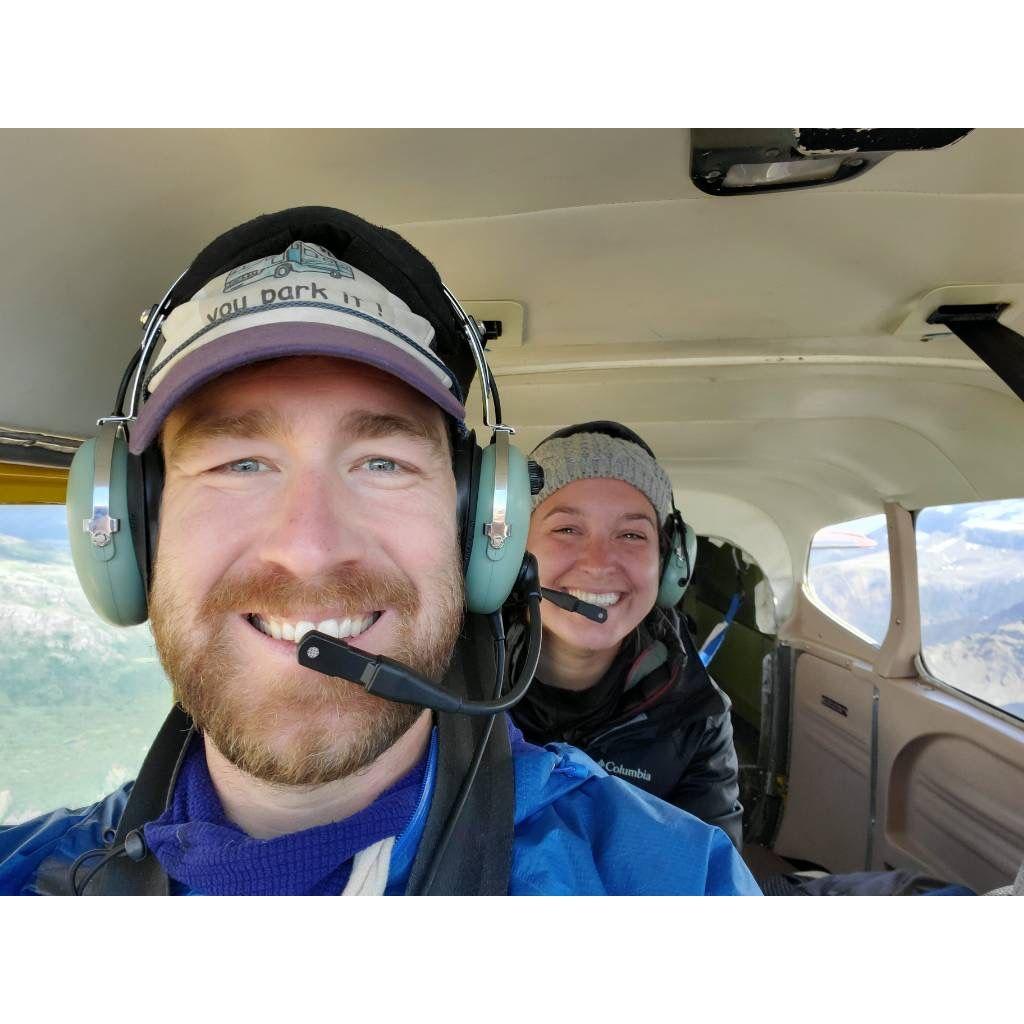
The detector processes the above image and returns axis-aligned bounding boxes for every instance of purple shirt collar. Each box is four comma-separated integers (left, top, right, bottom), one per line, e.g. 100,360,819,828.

144,734,428,896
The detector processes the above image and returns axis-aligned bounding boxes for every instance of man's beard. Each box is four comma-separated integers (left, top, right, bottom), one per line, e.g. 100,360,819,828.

149,557,464,786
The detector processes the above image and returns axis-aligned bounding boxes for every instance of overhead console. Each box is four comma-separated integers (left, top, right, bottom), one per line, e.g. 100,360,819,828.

690,128,972,197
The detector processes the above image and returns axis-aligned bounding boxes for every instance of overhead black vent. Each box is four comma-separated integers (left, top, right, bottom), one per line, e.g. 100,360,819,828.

691,128,972,197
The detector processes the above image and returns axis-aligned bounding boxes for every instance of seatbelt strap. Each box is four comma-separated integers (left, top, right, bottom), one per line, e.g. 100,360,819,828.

927,303,1024,405
35,704,192,895
405,615,515,895
699,592,742,667
92,705,193,895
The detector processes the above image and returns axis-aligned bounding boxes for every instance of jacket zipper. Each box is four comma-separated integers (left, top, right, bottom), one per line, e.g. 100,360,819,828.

587,712,649,747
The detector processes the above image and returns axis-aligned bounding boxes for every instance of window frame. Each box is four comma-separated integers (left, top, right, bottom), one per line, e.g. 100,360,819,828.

914,651,1024,732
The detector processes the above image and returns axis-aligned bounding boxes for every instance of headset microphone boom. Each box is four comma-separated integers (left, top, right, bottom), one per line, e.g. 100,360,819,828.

296,557,609,712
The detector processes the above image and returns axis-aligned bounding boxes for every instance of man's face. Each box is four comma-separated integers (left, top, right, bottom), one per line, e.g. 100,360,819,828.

149,357,463,786
528,478,661,655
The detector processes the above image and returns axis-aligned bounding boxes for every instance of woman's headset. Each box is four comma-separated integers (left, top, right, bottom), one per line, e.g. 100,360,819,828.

533,420,697,609
66,207,534,626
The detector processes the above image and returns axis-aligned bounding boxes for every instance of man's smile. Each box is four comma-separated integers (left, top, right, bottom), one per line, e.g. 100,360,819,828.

245,611,383,645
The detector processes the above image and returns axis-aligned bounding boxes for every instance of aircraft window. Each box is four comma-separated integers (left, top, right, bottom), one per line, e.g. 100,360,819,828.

917,499,1024,722
0,504,169,825
805,513,891,646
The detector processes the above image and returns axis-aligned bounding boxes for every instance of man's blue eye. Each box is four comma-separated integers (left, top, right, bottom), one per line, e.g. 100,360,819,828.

228,459,266,473
366,458,399,472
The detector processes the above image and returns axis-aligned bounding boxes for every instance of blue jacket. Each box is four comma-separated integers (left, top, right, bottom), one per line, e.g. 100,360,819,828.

0,724,760,896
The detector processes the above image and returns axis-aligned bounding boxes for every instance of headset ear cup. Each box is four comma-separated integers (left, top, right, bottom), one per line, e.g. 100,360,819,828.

67,431,148,626
656,520,698,609
452,428,480,573
125,443,164,591
464,436,531,614
143,446,164,584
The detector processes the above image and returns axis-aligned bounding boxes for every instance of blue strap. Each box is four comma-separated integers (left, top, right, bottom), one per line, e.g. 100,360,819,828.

699,592,742,667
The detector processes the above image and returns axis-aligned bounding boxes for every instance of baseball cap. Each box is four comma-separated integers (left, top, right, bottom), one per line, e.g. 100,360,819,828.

128,238,465,454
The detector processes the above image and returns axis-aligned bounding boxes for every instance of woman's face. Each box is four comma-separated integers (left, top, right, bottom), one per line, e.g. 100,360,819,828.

528,478,662,655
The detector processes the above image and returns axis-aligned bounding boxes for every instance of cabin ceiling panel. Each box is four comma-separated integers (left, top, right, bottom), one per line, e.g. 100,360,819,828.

0,128,693,237
478,368,1024,535
490,362,1011,426
402,192,1024,349
0,128,695,439
4,129,1024,441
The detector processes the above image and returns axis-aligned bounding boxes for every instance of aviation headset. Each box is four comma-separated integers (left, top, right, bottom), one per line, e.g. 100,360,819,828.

66,207,533,626
532,420,698,608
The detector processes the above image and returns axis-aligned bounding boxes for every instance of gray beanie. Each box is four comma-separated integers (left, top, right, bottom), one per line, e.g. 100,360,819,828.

530,431,673,522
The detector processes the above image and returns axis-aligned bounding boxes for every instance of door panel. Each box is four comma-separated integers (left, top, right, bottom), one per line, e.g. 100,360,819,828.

773,653,873,872
774,504,1024,892
874,675,1024,892
773,650,1024,887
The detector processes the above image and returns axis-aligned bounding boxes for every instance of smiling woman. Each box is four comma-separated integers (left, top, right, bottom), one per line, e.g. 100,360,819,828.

529,477,662,683
509,422,744,849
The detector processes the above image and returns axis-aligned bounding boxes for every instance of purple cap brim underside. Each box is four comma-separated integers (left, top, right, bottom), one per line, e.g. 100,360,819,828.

129,322,466,453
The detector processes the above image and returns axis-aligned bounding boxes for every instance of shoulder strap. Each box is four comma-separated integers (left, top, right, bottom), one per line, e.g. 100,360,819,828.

90,706,193,896
35,705,191,896
405,711,513,895
405,616,515,896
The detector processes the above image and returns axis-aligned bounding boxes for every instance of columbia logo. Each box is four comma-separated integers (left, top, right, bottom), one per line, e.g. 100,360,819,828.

598,759,653,783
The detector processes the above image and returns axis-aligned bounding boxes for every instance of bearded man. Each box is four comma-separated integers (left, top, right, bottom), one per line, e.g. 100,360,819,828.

0,208,760,896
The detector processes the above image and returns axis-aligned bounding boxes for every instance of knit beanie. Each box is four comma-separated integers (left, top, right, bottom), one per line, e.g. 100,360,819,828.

530,431,673,522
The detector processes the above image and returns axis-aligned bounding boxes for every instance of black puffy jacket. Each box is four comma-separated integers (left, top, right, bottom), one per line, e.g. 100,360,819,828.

511,616,743,849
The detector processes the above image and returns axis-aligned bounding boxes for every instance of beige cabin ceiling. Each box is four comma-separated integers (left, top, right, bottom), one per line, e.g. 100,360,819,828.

2,128,1024,612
